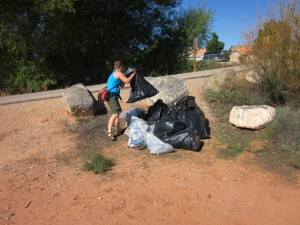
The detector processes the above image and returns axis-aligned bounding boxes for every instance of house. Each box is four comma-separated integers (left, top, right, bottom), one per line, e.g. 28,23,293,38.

188,48,207,61
229,45,252,63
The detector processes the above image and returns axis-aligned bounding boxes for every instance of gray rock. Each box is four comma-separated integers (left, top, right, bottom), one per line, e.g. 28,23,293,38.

63,83,101,117
145,76,188,106
229,105,276,129
204,69,236,92
245,70,261,83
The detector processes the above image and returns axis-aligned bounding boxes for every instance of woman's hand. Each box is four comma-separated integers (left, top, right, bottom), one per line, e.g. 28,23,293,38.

115,70,137,84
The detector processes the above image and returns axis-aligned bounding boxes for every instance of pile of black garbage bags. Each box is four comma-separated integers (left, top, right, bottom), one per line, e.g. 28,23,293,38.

122,67,210,153
123,96,211,153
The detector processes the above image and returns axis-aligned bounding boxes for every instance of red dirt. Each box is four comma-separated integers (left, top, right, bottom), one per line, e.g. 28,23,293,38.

1,77,299,225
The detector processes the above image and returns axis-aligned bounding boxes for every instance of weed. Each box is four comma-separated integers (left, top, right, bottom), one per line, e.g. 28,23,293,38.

83,153,114,174
265,107,300,168
218,144,244,159
205,72,270,106
289,147,300,169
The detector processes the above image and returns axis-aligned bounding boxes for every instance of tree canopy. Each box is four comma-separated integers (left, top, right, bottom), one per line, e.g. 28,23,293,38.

0,0,213,93
206,32,224,52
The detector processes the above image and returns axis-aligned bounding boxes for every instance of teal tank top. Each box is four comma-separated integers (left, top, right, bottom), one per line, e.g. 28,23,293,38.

107,71,121,97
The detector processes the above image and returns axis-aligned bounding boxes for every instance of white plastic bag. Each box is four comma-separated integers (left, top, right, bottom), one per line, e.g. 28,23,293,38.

146,132,174,155
126,116,148,149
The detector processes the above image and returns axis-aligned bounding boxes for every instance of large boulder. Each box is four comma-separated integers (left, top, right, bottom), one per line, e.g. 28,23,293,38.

229,105,276,129
245,69,261,83
204,69,237,92
63,83,102,117
144,76,188,107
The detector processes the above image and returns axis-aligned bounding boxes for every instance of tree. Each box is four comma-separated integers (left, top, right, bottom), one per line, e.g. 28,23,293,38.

0,0,214,93
0,0,76,92
141,4,214,75
206,32,225,52
177,4,214,48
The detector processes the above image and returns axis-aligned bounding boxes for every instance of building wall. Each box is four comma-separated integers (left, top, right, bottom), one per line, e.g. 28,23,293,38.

230,52,240,62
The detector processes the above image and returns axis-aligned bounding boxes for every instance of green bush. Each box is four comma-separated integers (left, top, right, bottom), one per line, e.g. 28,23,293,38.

218,144,244,159
197,59,220,70
205,75,270,106
266,107,300,168
3,61,57,93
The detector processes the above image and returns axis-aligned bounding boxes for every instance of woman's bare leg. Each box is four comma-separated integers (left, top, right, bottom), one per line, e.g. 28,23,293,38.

114,114,121,131
108,113,118,134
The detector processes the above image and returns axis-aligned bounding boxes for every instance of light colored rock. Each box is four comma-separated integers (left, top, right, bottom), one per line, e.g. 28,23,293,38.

63,83,100,117
204,69,236,92
246,70,261,83
144,76,188,107
229,105,276,129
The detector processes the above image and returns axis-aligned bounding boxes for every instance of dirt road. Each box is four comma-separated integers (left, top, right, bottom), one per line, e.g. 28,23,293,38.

1,77,299,225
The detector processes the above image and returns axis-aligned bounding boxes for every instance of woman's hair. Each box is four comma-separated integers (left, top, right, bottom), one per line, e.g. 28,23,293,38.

114,61,124,70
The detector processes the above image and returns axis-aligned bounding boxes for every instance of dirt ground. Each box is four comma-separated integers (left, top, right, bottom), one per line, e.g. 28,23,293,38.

1,77,300,225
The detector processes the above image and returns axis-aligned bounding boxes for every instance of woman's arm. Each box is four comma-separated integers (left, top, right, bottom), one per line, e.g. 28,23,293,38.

115,71,137,84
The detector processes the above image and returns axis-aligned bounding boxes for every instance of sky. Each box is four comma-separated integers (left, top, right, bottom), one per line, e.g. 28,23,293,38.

180,0,272,49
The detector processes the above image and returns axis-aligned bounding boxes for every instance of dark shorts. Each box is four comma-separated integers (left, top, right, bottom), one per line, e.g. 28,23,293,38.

108,97,122,114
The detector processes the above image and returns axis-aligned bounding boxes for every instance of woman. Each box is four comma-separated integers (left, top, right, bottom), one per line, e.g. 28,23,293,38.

106,61,137,141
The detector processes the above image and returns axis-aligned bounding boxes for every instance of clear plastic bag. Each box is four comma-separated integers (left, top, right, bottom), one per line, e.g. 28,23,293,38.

126,117,148,149
146,132,174,155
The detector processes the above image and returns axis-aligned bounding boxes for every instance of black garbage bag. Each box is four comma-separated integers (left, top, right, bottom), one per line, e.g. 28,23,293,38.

146,99,171,124
125,67,137,76
159,129,203,152
153,116,186,139
172,96,210,139
125,67,137,92
127,73,158,103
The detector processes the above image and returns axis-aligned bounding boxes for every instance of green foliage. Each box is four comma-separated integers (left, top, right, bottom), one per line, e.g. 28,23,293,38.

260,72,288,105
37,0,76,13
248,0,300,106
206,32,225,52
197,59,219,70
265,107,300,168
177,4,214,47
13,62,57,93
83,154,113,174
1,60,57,93
222,50,231,61
0,0,214,93
205,74,270,106
218,144,243,159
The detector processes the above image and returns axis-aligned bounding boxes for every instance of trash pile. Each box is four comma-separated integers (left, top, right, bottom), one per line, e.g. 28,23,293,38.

121,69,211,155
121,97,210,155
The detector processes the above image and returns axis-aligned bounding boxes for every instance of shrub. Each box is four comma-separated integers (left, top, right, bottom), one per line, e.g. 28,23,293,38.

197,59,220,70
244,0,300,106
266,107,300,168
2,61,57,93
205,73,270,106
